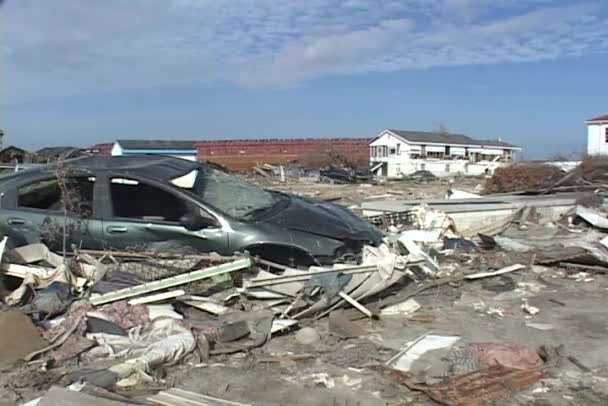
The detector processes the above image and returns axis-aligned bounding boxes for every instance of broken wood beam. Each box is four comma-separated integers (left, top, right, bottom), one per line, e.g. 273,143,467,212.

89,257,252,306
149,388,252,406
127,289,185,305
338,291,374,319
464,264,526,280
245,265,379,289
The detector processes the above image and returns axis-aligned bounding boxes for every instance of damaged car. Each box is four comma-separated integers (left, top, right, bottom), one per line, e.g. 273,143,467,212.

0,155,383,266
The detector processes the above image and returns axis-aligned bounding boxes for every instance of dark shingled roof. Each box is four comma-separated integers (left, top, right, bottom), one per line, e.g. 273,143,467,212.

386,129,519,149
117,140,197,150
587,114,608,122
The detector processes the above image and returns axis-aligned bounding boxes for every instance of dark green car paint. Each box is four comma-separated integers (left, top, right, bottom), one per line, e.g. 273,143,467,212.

0,156,382,265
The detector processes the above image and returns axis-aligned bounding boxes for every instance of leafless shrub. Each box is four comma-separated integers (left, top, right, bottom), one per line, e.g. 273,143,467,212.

299,145,361,170
483,163,563,194
574,155,608,184
40,154,90,260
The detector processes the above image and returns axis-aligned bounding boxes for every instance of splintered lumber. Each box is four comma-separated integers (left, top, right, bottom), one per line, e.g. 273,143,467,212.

148,388,252,406
464,264,525,280
245,264,379,289
127,289,185,305
38,386,130,406
90,257,252,306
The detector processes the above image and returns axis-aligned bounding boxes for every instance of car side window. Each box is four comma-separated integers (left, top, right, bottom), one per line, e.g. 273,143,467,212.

18,177,95,217
110,177,192,223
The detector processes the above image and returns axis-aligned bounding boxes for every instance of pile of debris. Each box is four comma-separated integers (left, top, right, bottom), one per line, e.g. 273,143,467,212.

483,155,608,194
2,190,608,405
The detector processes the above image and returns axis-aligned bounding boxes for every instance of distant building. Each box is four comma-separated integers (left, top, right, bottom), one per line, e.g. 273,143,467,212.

111,140,197,161
369,129,521,178
35,146,83,162
196,138,371,171
586,114,608,155
0,146,34,163
85,143,113,156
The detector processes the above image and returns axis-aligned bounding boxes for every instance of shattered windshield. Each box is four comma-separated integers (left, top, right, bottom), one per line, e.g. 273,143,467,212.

173,166,281,219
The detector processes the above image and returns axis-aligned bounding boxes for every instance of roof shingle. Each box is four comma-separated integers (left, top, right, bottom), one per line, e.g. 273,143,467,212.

587,114,608,122
117,140,197,150
386,129,519,149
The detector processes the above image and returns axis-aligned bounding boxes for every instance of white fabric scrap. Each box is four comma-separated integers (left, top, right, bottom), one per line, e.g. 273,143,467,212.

388,334,461,372
86,318,195,369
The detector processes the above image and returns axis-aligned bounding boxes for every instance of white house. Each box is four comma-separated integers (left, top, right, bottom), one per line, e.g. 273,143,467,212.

586,114,608,155
111,140,198,161
369,129,521,178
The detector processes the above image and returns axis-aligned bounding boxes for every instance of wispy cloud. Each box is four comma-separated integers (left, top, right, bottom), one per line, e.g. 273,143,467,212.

4,0,608,101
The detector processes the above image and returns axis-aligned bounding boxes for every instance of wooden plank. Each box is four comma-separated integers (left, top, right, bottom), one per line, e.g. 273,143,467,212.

90,257,252,305
245,265,379,288
128,289,185,305
38,386,130,406
464,264,525,280
168,388,251,406
148,388,252,406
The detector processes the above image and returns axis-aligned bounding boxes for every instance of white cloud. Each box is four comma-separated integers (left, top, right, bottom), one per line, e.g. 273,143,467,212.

3,0,608,102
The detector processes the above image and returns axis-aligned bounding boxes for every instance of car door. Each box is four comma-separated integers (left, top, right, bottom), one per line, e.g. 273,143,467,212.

1,175,106,251
101,176,229,254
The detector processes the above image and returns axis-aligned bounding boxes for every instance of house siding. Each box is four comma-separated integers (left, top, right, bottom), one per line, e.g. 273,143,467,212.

369,130,520,178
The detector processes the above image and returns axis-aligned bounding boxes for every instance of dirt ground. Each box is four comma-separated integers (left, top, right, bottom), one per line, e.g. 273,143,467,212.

254,176,484,210
147,178,608,406
3,177,608,405
155,263,608,406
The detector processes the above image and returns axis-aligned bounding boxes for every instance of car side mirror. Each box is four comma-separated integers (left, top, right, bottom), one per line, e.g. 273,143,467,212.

180,213,216,231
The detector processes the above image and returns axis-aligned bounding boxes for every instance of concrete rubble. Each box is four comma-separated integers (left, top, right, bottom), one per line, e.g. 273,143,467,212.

2,182,608,405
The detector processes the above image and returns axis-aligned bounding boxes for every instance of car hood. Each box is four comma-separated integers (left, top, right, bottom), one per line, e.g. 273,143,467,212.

260,194,383,243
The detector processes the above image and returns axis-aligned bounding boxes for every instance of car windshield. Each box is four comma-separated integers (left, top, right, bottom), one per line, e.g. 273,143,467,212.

173,165,281,219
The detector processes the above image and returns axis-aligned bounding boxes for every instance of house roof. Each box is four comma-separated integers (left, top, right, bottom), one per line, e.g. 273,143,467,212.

36,146,83,157
117,140,197,151
384,129,520,149
587,114,608,122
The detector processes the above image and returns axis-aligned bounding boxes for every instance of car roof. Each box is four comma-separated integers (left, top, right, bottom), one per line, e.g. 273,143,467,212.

66,155,201,181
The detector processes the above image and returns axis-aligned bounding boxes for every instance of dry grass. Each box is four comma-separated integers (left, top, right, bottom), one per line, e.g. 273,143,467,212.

483,163,563,194
574,155,608,183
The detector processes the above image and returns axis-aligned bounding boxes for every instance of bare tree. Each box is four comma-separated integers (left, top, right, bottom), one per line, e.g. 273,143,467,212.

40,154,90,261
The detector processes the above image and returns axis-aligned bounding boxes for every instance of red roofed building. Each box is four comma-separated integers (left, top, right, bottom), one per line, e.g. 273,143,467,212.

196,138,371,171
586,114,608,155
85,143,113,156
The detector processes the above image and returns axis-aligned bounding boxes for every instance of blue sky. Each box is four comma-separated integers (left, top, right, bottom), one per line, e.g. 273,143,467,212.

3,0,608,158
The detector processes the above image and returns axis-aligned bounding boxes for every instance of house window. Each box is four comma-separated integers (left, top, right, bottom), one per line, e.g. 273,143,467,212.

389,148,396,155
605,128,608,143
445,164,450,172
396,143,401,155
427,151,444,159
396,163,401,174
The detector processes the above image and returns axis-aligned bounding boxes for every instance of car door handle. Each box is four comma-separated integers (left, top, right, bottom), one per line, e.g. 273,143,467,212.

107,226,128,233
7,217,25,225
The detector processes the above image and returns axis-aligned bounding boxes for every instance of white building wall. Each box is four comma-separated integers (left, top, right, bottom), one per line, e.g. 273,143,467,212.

370,130,517,178
370,131,413,177
111,142,124,156
110,142,196,161
588,123,608,155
